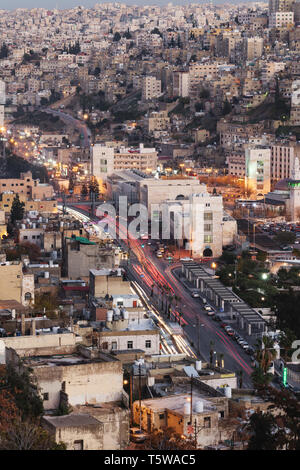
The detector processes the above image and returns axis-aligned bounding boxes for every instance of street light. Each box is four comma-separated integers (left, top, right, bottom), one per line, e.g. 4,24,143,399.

211,262,217,276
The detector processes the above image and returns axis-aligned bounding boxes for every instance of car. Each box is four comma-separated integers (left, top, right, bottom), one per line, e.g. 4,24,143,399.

226,329,235,336
130,427,147,443
191,291,200,298
204,305,213,312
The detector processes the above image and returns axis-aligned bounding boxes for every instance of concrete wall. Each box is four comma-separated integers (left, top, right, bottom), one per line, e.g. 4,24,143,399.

43,418,104,450
99,330,160,355
34,360,123,410
0,263,22,303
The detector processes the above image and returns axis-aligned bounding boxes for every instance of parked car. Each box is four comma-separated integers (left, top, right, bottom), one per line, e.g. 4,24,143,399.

130,427,147,443
191,291,200,298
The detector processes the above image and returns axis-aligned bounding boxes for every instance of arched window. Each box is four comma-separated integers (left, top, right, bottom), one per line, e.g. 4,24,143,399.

203,248,213,257
24,292,32,301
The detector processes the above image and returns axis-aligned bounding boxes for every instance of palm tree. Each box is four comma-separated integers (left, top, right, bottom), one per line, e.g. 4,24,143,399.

238,370,243,388
209,341,215,365
255,336,276,374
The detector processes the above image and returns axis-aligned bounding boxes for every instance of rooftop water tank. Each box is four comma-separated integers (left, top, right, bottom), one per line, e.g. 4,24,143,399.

107,310,113,322
195,401,204,413
195,360,202,371
113,307,120,317
184,402,191,415
224,386,232,398
123,310,129,320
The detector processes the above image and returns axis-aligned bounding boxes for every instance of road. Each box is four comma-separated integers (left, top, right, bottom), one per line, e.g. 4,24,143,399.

68,205,254,388
43,107,91,147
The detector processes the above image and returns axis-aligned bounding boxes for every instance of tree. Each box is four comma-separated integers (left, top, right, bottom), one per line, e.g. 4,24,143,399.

247,412,282,450
10,194,25,225
113,32,121,42
251,366,273,388
255,336,276,374
0,419,66,450
0,43,9,59
274,231,296,245
123,28,132,39
222,100,232,116
5,242,41,262
81,183,88,198
1,364,43,421
140,427,196,450
251,385,300,449
89,177,100,198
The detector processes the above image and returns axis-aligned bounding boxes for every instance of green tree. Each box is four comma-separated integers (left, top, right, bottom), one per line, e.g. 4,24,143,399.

10,194,25,225
89,177,100,198
113,32,121,42
81,183,88,198
275,231,296,245
247,412,280,450
3,364,43,420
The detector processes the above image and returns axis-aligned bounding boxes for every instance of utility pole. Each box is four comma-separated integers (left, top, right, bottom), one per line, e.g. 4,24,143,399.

139,363,142,431
130,370,133,426
197,316,200,355
190,375,193,430
62,192,66,215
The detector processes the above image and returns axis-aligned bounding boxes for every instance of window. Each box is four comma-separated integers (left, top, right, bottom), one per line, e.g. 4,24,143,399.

23,236,28,240
204,212,213,220
204,417,211,428
204,224,212,232
159,413,164,420
25,292,32,301
43,392,49,401
145,340,151,349
204,235,213,243
127,341,133,349
74,440,83,450
219,410,225,419
111,341,117,350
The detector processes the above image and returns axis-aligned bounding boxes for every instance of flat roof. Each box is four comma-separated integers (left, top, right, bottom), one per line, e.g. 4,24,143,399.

43,413,100,428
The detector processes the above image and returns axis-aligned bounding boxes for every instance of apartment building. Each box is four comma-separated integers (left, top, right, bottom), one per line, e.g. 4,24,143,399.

144,111,170,132
0,261,34,306
244,37,264,60
189,62,219,88
269,11,294,27
142,76,162,101
173,71,189,97
0,171,53,200
271,144,295,182
91,144,157,185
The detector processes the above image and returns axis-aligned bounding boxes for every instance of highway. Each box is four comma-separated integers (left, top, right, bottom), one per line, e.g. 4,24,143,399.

66,204,254,388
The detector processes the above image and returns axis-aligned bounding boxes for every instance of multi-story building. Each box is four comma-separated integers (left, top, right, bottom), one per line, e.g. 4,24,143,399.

91,144,157,187
0,171,54,200
244,37,264,60
0,79,5,127
269,11,294,27
245,147,271,197
173,71,189,97
142,76,162,101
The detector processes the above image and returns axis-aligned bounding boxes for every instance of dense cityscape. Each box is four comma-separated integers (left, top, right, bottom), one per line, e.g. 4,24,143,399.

0,0,299,453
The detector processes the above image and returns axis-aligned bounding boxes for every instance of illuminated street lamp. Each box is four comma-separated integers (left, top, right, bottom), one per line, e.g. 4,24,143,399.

211,262,217,276
261,273,268,280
